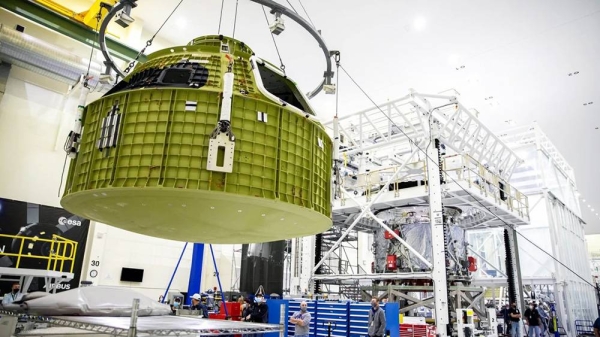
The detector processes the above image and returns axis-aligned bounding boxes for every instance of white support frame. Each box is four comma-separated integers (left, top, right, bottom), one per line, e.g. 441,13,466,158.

312,144,425,274
325,91,523,180
310,91,533,334
427,140,450,337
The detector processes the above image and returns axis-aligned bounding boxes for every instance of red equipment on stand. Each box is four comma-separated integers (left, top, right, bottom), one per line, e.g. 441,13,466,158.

467,256,478,272
208,302,242,320
386,254,397,270
384,229,400,239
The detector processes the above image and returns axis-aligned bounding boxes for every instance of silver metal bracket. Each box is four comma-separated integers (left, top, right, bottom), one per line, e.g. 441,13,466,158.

207,121,236,173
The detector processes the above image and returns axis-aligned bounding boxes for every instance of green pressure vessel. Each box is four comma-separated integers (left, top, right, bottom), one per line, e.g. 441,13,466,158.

61,36,332,243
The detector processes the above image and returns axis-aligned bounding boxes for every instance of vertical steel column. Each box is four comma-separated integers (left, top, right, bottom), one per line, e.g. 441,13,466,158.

504,227,524,312
544,193,570,331
426,139,450,337
186,243,204,305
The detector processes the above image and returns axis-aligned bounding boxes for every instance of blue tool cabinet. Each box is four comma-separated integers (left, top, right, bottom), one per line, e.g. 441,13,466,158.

287,299,317,336
279,300,399,337
315,302,350,337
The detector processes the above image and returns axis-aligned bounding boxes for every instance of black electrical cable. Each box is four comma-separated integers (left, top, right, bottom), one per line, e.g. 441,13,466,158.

217,0,225,34
336,63,598,290
297,0,316,28
261,6,286,75
232,0,239,39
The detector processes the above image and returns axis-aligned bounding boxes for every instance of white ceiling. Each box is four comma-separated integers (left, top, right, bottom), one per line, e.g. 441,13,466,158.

73,0,600,233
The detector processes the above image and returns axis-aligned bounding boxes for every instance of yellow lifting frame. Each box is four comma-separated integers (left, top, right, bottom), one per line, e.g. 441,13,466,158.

32,0,118,30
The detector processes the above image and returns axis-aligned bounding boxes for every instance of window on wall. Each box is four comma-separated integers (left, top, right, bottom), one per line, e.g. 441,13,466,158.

257,63,313,114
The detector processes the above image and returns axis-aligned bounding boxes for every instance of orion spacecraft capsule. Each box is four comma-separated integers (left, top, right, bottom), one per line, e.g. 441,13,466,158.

61,36,333,243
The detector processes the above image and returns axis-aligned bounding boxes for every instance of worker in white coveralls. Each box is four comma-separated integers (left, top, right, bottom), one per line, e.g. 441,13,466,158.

289,301,312,337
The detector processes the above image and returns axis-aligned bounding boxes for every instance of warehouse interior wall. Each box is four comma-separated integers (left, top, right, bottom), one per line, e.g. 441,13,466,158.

516,193,556,278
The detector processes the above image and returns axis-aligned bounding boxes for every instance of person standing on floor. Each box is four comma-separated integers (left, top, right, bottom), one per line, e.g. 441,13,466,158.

501,304,511,335
508,302,522,337
524,302,542,337
532,301,549,337
289,301,312,337
592,314,599,337
247,294,268,323
368,298,386,337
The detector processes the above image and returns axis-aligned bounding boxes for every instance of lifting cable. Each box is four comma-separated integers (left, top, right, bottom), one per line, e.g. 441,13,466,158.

59,7,106,197
217,0,225,35
334,52,340,118
285,0,299,14
336,62,598,290
84,10,103,88
124,0,185,74
261,6,286,76
232,0,240,39
297,0,316,28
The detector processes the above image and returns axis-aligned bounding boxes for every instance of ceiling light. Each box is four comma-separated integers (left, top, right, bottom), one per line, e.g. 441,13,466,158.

592,209,595,212
588,205,591,208
414,16,427,31
583,199,586,202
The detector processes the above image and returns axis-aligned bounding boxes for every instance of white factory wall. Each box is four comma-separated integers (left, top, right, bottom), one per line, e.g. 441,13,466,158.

516,193,555,278
0,67,72,207
588,234,600,284
0,11,240,298
80,222,193,300
200,244,242,293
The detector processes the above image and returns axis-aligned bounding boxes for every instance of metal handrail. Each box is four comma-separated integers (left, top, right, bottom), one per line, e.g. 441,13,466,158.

0,234,78,273
337,154,529,221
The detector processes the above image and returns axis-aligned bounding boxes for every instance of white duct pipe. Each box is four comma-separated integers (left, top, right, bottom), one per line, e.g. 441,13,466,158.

220,71,234,122
67,86,90,158
0,24,109,91
333,116,340,161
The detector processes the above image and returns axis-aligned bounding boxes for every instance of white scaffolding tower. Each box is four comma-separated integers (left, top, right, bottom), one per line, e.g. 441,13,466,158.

313,91,531,336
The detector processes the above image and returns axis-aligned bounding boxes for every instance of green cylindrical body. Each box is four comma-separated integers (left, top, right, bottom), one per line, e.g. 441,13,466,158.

61,36,332,243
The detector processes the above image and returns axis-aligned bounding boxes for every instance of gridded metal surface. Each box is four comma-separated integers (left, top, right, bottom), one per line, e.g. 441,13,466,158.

46,315,281,336
61,35,332,243
313,125,333,217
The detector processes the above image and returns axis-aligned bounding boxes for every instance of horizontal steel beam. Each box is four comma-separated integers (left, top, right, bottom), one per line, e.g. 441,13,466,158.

361,285,485,292
0,0,144,62
470,276,556,287
312,272,432,281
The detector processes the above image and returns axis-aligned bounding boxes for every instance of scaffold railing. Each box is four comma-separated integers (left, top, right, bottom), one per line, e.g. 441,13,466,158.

336,153,529,222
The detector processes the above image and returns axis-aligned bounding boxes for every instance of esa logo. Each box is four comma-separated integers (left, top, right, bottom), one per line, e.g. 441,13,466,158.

59,217,82,226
